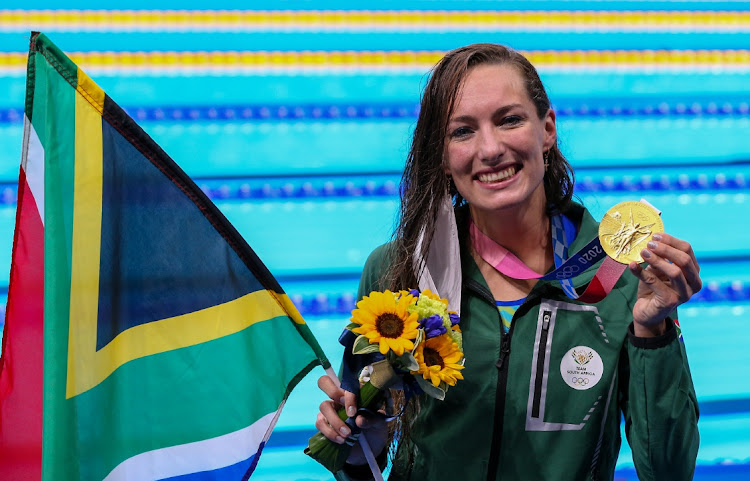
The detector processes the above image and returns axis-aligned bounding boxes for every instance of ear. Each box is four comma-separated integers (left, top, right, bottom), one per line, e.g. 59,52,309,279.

542,109,557,151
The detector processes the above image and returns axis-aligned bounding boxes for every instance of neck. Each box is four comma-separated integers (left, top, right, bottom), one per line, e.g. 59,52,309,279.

470,195,552,273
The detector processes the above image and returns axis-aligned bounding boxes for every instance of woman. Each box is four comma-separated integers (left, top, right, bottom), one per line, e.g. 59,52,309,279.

316,44,701,481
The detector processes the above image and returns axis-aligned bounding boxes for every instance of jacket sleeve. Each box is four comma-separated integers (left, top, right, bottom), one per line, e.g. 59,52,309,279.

620,317,700,481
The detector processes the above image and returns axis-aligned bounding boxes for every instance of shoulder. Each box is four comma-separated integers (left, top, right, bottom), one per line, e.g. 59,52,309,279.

565,201,595,232
362,242,396,275
358,241,397,299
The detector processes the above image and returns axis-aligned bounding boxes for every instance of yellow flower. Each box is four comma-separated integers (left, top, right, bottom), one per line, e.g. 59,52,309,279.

413,334,465,387
351,290,419,356
420,289,449,306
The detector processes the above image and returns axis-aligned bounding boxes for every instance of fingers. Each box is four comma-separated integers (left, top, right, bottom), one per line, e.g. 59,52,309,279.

317,375,360,414
316,375,355,445
317,375,344,403
652,233,700,271
315,403,350,444
644,233,702,295
628,232,704,323
639,252,689,302
315,374,390,466
314,403,387,446
629,261,682,307
344,390,358,418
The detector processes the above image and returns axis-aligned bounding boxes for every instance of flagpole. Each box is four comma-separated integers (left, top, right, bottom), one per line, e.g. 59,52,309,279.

325,367,385,481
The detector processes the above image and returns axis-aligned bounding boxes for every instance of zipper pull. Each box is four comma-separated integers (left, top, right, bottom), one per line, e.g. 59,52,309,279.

542,310,551,331
496,337,511,370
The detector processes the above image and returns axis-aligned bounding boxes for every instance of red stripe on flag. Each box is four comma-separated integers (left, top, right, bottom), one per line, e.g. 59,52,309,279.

0,169,44,481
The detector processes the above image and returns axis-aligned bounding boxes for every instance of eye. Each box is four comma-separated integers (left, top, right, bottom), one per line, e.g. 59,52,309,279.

501,115,523,126
449,126,473,139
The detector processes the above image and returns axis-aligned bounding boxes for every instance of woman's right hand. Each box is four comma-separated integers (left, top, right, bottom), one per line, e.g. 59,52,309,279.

316,375,389,466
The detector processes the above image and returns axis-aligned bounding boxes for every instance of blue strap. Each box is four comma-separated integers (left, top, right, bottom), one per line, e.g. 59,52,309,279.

549,214,607,299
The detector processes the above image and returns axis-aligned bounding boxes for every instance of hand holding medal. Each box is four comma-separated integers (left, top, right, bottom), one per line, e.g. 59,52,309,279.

599,201,702,337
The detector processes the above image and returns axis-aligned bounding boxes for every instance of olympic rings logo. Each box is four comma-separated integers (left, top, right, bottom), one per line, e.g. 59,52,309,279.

571,377,590,386
556,265,580,279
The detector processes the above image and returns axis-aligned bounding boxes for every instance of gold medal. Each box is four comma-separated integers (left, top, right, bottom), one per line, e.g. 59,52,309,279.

598,201,664,264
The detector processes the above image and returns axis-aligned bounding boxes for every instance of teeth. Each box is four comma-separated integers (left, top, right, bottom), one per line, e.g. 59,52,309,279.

478,166,517,183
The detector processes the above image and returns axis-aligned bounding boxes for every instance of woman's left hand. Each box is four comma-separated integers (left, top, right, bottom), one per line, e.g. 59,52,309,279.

629,233,702,337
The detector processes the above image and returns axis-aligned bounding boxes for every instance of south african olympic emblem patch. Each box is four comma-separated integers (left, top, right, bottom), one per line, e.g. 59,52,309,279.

560,346,603,391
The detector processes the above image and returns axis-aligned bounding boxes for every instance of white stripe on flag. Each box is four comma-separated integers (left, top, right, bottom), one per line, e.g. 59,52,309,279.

103,404,284,481
22,115,45,226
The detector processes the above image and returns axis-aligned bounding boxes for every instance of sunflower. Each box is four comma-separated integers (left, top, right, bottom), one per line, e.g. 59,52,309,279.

413,334,465,387
351,290,419,356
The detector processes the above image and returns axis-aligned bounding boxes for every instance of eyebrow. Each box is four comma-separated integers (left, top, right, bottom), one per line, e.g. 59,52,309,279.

449,103,524,124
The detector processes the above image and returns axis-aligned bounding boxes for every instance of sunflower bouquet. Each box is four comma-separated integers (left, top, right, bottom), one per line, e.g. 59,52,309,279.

305,288,464,473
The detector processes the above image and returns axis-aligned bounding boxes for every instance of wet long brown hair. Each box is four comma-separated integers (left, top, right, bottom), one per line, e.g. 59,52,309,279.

382,43,575,468
383,43,574,291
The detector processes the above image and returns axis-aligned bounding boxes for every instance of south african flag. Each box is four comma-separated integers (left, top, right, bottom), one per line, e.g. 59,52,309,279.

0,32,329,481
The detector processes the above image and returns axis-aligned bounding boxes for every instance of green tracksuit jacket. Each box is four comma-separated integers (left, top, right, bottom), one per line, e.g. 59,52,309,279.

340,203,699,481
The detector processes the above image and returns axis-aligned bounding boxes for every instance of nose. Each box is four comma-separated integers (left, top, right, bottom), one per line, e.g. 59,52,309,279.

476,126,504,164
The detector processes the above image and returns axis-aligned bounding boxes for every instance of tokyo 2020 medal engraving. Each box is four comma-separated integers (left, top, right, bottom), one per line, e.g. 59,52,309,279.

598,201,664,264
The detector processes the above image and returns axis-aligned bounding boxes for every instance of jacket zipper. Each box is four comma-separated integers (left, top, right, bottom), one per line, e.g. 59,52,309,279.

531,309,552,418
467,279,548,481
466,279,512,481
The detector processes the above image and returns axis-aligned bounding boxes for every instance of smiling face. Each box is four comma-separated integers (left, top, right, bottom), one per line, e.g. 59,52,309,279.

444,63,557,221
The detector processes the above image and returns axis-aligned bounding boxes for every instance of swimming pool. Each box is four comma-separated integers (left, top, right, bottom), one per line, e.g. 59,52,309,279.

1,2,749,479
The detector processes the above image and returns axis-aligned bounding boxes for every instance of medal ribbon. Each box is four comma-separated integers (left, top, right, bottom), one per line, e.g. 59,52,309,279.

470,216,626,303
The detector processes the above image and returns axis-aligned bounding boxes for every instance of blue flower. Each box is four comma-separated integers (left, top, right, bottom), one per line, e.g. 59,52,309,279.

408,289,420,297
420,314,447,339
449,312,460,326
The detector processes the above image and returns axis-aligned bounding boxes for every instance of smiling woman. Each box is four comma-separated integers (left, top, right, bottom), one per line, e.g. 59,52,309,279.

444,64,557,283
313,44,702,481
445,64,554,216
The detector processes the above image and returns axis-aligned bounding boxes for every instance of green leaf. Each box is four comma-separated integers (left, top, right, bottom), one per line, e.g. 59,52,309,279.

415,374,446,401
305,429,354,473
413,328,424,349
352,335,381,355
344,322,359,331
395,352,419,372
